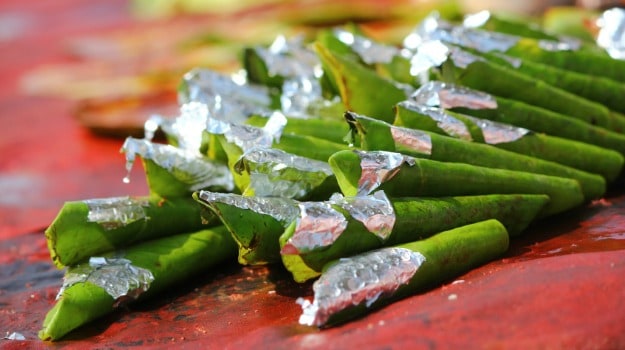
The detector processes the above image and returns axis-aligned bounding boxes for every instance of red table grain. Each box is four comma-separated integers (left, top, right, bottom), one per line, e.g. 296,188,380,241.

1,1,624,349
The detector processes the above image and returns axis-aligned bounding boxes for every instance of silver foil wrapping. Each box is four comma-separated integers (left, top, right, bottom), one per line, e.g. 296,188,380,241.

281,191,396,254
58,257,154,307
329,191,396,241
411,81,498,110
405,13,519,53
397,101,472,141
179,68,273,123
121,137,234,192
407,12,579,57
196,190,300,226
408,40,483,76
408,40,450,76
390,124,434,155
143,102,210,152
597,8,625,59
347,111,433,156
357,150,416,196
83,196,149,230
537,39,580,52
254,35,326,118
281,201,347,254
281,76,324,118
448,46,485,69
205,112,286,152
461,114,530,144
257,35,319,78
298,247,426,327
333,28,404,65
462,10,492,28
236,147,333,199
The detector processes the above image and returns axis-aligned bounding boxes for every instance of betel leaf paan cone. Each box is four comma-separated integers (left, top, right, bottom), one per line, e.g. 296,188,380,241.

193,191,300,265
394,102,624,183
328,149,585,217
39,226,237,341
410,81,625,158
46,195,216,268
280,191,547,282
346,111,606,200
297,219,509,327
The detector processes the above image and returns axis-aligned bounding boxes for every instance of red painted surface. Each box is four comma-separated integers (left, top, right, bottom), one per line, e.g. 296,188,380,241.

1,1,625,349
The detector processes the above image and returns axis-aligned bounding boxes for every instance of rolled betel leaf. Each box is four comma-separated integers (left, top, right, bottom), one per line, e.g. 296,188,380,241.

280,191,548,282
405,14,625,83
314,41,410,123
297,219,509,327
243,34,320,89
121,137,234,198
233,147,339,200
207,113,350,193
39,225,237,341
462,10,566,42
410,81,625,157
409,41,625,133
462,10,601,53
328,150,584,217
245,114,352,146
205,111,285,192
193,191,300,265
46,195,217,268
345,111,606,200
178,68,283,162
178,68,278,122
143,102,211,155
473,49,625,116
241,34,346,120
394,101,624,183
317,27,416,86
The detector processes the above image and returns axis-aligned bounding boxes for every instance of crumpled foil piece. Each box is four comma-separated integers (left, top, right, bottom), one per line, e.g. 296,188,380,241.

448,46,485,69
408,40,450,76
58,257,155,308
537,39,580,52
462,10,492,29
236,147,333,199
121,137,234,192
397,101,472,141
411,81,498,110
281,76,324,118
346,111,433,156
597,7,625,59
330,191,396,241
4,332,26,341
144,102,209,153
258,35,320,78
206,111,286,152
297,247,426,327
196,190,300,226
178,68,273,123
461,113,530,144
333,28,405,65
281,201,348,254
404,13,519,54
406,12,579,58
83,196,149,230
356,150,416,196
408,39,484,77
390,124,434,156
253,35,326,118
